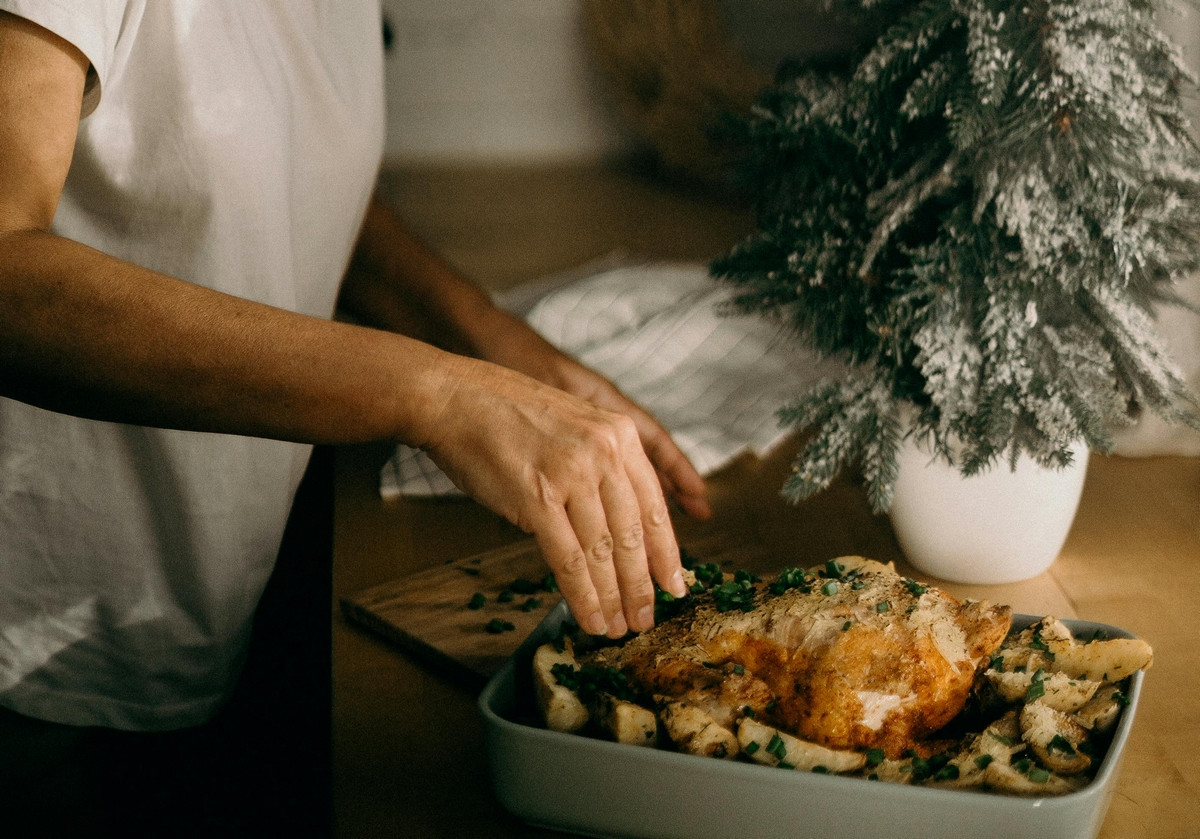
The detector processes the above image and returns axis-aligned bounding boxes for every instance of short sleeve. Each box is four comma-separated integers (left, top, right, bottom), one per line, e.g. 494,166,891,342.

0,0,135,117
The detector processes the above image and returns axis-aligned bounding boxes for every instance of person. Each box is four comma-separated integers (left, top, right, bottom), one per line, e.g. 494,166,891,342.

0,2,710,833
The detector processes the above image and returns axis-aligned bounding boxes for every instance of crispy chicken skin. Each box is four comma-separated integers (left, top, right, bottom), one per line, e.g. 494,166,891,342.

578,557,1012,757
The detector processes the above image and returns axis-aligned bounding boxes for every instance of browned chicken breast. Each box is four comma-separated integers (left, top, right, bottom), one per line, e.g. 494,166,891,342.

578,557,1011,758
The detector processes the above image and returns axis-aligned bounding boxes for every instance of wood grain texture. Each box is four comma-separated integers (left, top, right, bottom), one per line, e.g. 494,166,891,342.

341,540,558,689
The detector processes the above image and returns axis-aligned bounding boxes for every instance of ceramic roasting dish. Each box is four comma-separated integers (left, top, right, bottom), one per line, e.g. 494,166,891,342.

479,602,1145,839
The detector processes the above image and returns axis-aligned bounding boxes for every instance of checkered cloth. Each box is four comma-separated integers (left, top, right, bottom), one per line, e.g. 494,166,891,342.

379,261,848,499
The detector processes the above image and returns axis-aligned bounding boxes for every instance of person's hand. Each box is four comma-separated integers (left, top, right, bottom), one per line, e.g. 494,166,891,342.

467,306,712,522
420,354,693,638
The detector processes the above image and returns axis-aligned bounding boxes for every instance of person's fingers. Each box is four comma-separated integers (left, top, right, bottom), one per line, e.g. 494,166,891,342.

594,469,656,634
639,422,712,521
530,504,609,637
603,393,712,521
564,491,628,638
617,430,687,605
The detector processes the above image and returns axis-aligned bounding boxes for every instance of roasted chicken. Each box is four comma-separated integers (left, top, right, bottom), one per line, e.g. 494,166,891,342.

576,556,1012,758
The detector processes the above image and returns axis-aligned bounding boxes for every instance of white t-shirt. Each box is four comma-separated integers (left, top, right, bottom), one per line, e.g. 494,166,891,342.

0,1,385,730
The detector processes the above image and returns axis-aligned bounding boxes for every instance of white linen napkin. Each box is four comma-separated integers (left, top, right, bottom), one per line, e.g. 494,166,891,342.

379,261,848,499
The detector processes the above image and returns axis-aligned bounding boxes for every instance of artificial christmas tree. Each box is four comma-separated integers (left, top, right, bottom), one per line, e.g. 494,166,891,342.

712,0,1200,514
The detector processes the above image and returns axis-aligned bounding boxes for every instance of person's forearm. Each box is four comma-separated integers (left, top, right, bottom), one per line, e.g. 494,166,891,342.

0,228,452,446
339,198,580,388
339,198,507,356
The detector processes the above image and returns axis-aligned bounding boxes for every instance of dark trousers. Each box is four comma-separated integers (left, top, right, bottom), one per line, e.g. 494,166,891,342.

0,446,335,839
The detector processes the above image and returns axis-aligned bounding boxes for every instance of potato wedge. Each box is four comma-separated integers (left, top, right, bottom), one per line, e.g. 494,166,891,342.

1021,701,1092,775
866,758,916,785
592,692,658,747
1044,636,1153,683
996,617,1152,684
936,712,1024,790
979,713,1025,757
983,666,1100,713
984,759,1081,796
737,718,866,773
1073,685,1125,734
659,701,738,759
532,641,589,733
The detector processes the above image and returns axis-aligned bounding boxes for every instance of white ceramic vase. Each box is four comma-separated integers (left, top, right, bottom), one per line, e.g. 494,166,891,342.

888,435,1090,584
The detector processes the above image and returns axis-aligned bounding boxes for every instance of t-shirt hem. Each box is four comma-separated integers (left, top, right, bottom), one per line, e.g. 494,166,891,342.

0,686,227,732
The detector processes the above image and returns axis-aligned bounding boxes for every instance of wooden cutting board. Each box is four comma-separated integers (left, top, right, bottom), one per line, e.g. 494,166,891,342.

341,528,784,690
340,539,561,689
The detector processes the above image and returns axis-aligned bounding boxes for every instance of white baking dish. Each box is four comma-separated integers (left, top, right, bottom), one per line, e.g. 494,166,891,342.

479,603,1144,839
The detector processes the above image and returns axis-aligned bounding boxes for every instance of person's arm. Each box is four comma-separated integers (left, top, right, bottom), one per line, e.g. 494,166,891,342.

0,12,686,637
338,199,713,522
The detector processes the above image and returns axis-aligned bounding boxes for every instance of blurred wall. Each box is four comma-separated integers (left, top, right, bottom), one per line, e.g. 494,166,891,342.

380,1,1200,166
379,0,631,164
378,0,836,165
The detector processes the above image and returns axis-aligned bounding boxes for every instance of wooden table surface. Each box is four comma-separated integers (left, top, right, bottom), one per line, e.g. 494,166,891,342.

332,163,1200,838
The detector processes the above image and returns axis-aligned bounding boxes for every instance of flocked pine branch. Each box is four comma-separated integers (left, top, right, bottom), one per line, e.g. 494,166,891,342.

712,0,1200,512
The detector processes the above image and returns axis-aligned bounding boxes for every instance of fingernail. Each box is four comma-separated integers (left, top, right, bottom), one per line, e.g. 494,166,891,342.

585,611,607,635
635,605,655,631
670,569,688,598
608,613,629,638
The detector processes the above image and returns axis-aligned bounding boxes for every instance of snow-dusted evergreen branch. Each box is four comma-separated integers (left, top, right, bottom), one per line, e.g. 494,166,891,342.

859,152,961,279
713,0,1200,511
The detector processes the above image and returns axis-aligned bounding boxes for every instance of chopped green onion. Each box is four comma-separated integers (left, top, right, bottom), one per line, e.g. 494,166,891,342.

509,577,539,594
679,547,699,569
1030,633,1056,661
550,662,577,687
769,567,813,595
485,618,515,634
767,734,787,759
934,765,960,782
1026,669,1046,702
1047,735,1076,755
466,592,486,610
